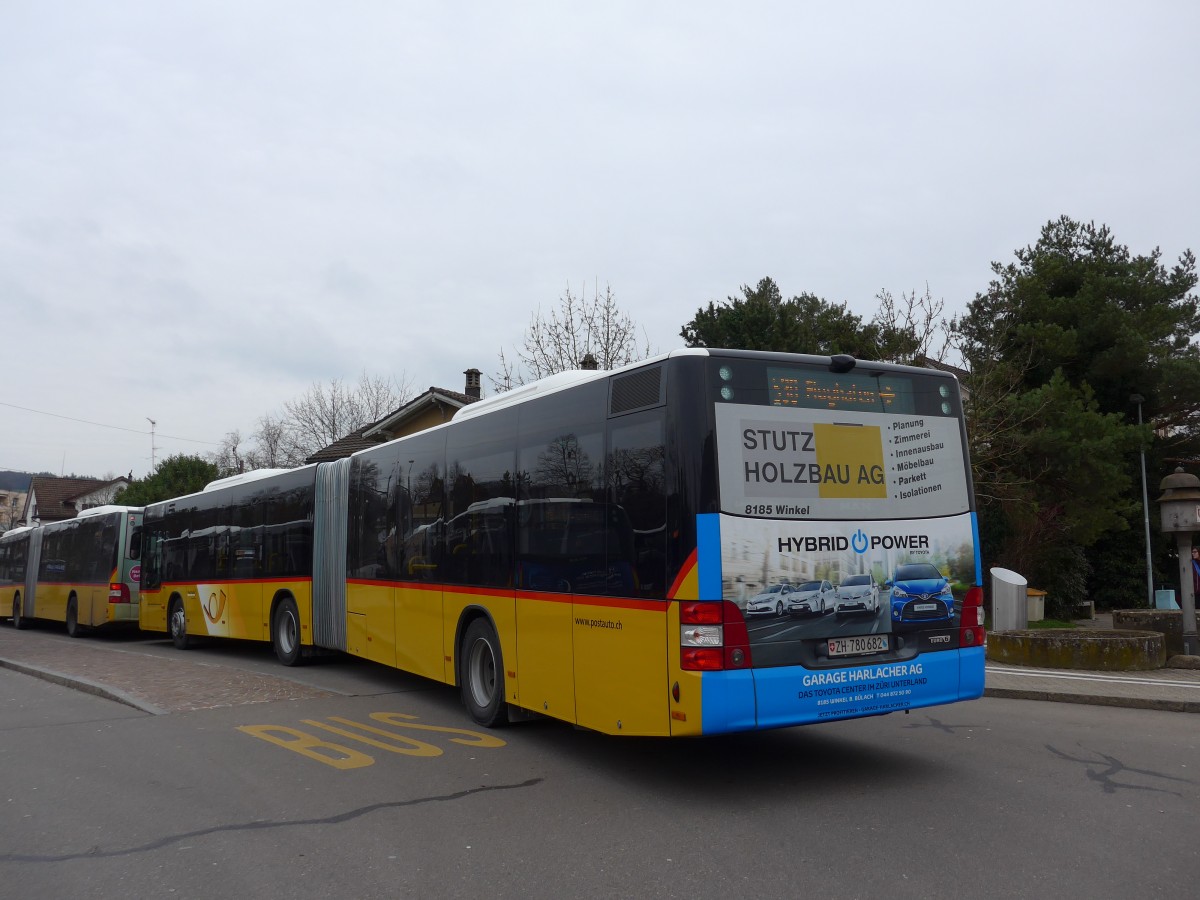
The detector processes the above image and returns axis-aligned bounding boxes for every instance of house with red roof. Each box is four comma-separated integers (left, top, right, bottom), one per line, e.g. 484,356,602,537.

19,474,132,526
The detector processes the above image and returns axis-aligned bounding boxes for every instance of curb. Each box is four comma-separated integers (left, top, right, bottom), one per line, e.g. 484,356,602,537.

7,644,1198,717
0,657,168,716
983,686,1200,714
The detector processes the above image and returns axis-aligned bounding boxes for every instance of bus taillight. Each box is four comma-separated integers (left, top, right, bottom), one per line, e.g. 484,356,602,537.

109,582,130,604
679,601,721,624
680,601,753,671
959,586,985,647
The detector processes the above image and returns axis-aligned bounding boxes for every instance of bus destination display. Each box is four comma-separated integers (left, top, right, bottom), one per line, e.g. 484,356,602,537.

767,367,916,414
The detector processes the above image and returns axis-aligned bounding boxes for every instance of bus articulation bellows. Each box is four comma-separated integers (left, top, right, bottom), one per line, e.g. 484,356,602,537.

126,348,985,735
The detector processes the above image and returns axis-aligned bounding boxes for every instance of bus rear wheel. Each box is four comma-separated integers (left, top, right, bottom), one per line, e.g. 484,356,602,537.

11,595,24,630
271,597,303,667
169,597,191,650
66,596,83,638
460,618,508,728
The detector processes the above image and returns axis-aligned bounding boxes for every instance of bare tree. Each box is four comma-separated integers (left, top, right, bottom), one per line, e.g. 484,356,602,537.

249,413,289,469
493,282,653,390
277,370,413,465
212,430,248,476
871,283,950,364
216,371,412,471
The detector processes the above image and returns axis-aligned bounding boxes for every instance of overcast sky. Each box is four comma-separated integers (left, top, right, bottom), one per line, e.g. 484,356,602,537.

2,1,1198,479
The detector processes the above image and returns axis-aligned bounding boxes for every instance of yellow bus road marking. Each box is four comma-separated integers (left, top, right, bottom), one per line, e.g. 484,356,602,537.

301,719,443,757
361,712,507,748
236,725,375,769
236,712,507,769
336,715,508,748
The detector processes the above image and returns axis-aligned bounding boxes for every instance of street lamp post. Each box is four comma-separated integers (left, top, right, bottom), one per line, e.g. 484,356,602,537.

1131,394,1154,607
1156,468,1200,656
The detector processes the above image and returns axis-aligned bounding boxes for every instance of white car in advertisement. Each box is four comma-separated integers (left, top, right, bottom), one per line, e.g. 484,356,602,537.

745,583,793,617
835,574,880,616
786,580,835,617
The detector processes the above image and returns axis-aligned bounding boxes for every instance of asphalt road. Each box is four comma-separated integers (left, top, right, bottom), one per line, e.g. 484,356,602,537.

1,645,1197,899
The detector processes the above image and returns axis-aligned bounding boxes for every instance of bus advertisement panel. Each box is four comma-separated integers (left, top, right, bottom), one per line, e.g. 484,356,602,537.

714,390,972,521
690,355,985,728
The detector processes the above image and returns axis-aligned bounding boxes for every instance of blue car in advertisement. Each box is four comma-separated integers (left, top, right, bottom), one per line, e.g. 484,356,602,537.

888,563,956,628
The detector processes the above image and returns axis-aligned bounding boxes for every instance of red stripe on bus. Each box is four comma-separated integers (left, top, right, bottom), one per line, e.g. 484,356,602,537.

156,577,312,587
346,578,667,613
667,548,699,600
34,581,112,589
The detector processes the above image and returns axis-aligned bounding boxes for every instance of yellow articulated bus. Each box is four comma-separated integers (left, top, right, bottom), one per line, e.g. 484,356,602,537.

139,349,985,736
1,506,143,636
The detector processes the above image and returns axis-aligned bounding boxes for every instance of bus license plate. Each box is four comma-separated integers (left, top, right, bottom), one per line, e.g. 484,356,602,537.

828,634,889,658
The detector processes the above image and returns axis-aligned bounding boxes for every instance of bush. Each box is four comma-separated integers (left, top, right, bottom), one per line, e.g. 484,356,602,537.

1030,542,1090,620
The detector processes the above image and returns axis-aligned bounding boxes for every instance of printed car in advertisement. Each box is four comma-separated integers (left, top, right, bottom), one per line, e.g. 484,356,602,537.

786,579,835,617
888,562,956,628
834,574,880,616
745,582,793,617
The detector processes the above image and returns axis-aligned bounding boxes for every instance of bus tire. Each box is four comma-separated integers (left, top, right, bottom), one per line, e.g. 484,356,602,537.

460,618,508,728
66,596,83,638
169,596,191,650
271,597,303,667
12,594,25,630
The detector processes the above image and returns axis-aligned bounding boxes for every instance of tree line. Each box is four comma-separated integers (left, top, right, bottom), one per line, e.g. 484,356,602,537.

117,216,1199,615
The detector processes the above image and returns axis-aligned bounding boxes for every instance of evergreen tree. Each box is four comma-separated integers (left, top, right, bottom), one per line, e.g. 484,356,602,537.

680,277,940,362
114,455,220,506
954,217,1199,612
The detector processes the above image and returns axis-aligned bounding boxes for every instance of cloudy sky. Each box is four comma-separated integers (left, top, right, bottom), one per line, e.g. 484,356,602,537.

2,1,1198,479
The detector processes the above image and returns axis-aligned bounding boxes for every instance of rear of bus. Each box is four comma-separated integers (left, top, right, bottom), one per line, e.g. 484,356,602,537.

666,350,985,735
74,506,143,628
109,507,143,625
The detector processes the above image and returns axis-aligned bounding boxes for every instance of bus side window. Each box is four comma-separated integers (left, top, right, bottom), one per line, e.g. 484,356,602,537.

100,517,119,580
445,415,516,588
142,526,162,591
231,498,263,580
608,411,667,599
516,379,608,595
385,430,446,584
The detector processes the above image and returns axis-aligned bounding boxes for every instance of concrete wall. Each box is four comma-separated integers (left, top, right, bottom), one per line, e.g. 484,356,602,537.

1112,610,1185,657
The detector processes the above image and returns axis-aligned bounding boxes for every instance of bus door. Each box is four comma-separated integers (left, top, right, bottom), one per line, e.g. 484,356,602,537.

103,510,143,625
571,412,670,736
84,513,120,627
123,511,143,612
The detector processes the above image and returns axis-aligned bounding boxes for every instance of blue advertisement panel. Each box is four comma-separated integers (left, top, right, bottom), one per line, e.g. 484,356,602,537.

698,647,985,733
754,649,968,728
